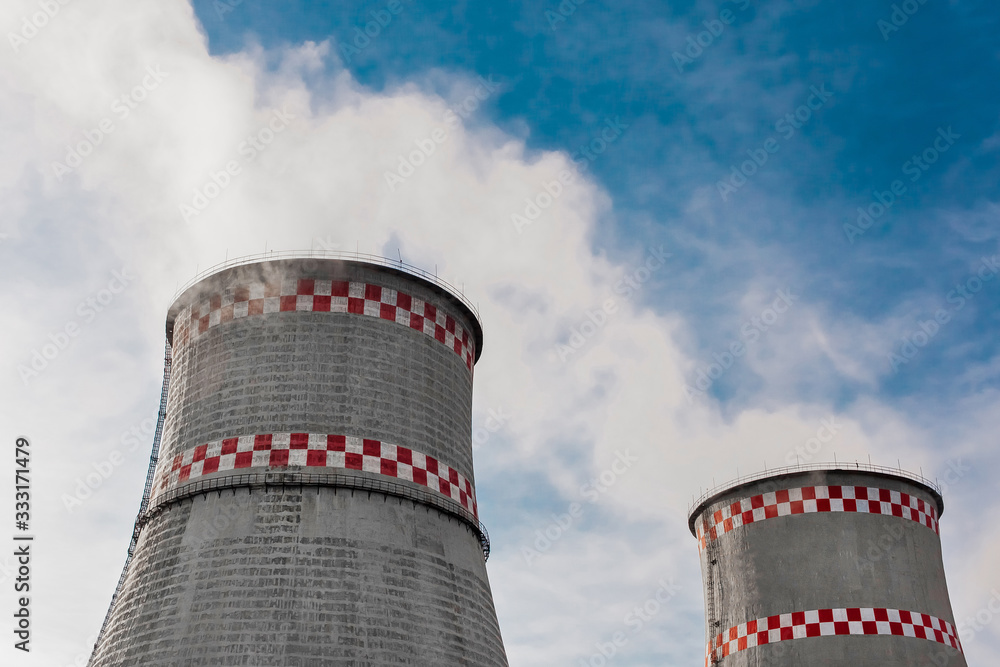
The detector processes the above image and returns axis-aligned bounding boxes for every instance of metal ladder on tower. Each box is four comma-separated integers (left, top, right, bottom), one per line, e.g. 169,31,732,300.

703,520,721,664
88,341,172,664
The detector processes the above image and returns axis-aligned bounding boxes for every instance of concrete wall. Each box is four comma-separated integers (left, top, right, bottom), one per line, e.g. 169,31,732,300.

689,469,966,667
160,259,481,488
91,488,505,666
91,258,507,666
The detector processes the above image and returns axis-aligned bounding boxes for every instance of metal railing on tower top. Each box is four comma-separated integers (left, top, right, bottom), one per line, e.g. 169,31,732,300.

688,460,944,519
170,250,481,322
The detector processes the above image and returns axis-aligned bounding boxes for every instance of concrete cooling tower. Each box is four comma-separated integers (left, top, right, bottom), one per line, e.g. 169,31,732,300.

687,465,965,667
89,254,508,666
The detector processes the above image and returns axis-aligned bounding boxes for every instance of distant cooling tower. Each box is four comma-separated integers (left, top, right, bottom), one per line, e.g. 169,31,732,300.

688,465,966,666
90,255,508,666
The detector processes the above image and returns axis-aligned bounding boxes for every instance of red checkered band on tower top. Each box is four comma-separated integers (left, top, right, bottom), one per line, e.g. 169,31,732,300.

688,466,966,667
170,277,477,371
695,483,940,551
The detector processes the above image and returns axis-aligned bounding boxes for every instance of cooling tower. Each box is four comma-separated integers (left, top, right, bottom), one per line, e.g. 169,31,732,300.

687,465,966,667
90,255,508,666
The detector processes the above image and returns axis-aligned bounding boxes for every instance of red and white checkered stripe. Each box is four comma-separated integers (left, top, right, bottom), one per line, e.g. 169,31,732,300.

696,485,938,551
171,279,475,371
705,606,962,665
153,432,478,518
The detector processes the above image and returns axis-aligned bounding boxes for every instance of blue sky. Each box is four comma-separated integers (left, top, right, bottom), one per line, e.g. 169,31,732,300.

1,0,998,665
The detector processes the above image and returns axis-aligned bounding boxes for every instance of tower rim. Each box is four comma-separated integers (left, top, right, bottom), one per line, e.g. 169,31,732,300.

165,251,484,361
686,462,945,537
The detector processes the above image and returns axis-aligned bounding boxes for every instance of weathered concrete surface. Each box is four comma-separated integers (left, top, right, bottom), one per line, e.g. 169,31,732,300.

91,489,505,666
161,259,481,484
91,259,507,666
689,470,967,667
